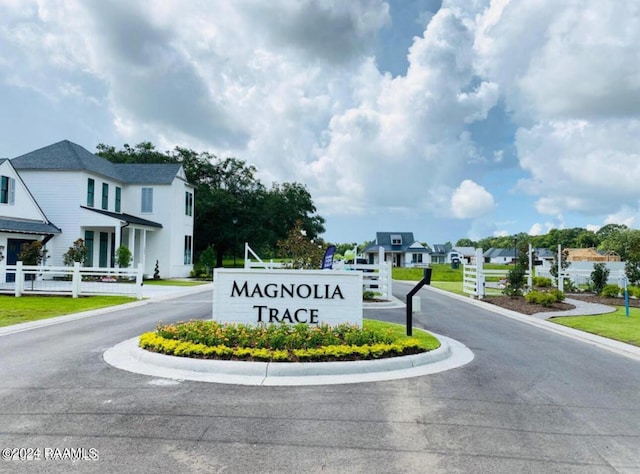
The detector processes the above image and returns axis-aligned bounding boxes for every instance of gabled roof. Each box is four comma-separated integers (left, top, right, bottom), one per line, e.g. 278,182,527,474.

12,140,122,180
430,243,451,255
451,246,476,256
80,206,162,228
483,247,515,258
0,218,61,235
363,232,417,253
11,140,183,185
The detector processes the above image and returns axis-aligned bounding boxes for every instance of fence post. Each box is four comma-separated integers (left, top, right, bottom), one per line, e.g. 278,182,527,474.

136,263,144,300
72,262,81,298
15,261,23,297
475,248,485,299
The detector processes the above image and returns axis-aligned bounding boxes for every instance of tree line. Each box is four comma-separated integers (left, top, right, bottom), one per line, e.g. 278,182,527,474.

96,142,325,268
455,224,640,261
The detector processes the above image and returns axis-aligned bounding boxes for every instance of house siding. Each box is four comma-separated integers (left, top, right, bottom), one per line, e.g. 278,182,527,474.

16,170,83,267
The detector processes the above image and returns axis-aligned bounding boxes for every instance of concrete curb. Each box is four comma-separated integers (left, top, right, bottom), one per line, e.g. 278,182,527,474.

103,332,474,386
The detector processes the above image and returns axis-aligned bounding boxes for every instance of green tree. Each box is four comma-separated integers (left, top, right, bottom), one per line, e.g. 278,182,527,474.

277,220,327,269
503,266,526,297
18,240,46,265
98,142,326,268
455,238,476,247
115,245,132,268
18,241,47,286
63,238,88,266
590,263,610,295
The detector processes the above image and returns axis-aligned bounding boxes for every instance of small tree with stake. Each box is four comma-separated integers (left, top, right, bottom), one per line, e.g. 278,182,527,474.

63,238,88,266
18,240,47,288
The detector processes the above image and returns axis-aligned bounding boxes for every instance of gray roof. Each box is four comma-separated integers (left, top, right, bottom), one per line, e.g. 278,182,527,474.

0,218,61,235
12,140,182,185
81,206,162,228
114,163,182,184
363,232,418,253
483,247,516,258
430,243,452,255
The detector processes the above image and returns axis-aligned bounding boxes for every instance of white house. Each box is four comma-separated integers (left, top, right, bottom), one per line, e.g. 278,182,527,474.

447,247,477,264
362,232,431,267
10,140,195,278
0,159,61,282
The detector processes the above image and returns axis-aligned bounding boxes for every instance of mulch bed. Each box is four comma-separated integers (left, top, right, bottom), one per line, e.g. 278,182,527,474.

482,293,637,316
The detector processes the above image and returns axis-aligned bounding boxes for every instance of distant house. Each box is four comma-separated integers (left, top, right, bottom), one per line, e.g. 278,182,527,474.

362,232,431,267
483,247,516,264
0,159,61,282
10,140,195,278
429,243,452,264
566,248,621,262
447,246,476,264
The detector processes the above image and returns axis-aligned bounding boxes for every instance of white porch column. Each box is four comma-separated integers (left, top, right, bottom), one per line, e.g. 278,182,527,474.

140,229,147,275
128,226,135,268
114,223,122,265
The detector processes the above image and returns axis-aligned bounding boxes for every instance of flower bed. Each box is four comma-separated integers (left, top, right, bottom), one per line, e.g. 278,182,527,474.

139,320,438,362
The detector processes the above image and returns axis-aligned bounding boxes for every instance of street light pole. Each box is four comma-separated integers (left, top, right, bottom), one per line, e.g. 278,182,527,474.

232,217,238,268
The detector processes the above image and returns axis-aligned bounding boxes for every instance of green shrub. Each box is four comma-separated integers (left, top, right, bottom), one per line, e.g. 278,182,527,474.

549,288,566,302
532,276,552,287
503,266,526,297
140,321,428,362
601,284,621,298
629,286,640,298
525,290,557,307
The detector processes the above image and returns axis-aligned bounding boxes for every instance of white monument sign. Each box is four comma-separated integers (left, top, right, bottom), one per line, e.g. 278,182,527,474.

213,269,363,326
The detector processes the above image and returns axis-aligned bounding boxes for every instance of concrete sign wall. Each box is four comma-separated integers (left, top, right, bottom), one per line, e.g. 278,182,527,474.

213,268,363,326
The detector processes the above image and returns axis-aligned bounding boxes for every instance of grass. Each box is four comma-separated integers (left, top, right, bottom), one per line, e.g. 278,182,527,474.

363,319,440,351
550,307,640,347
0,295,137,327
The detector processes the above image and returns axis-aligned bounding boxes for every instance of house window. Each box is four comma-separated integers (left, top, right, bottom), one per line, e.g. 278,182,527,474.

184,235,192,264
115,186,121,213
141,187,153,213
102,183,109,210
185,191,193,216
1,176,15,204
391,234,402,245
412,253,423,263
87,178,95,207
84,230,94,267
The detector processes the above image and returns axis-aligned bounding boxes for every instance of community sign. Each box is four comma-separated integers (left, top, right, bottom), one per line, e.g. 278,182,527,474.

212,268,363,326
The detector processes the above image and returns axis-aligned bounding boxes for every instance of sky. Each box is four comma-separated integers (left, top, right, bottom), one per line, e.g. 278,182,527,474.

1,0,640,246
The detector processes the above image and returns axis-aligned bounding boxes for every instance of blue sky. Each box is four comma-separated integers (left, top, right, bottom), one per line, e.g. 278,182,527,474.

1,0,640,246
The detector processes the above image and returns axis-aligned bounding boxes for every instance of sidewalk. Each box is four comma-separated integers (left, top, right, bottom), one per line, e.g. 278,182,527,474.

531,297,617,319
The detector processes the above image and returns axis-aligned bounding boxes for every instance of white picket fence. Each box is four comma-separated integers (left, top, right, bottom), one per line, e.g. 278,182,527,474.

1,262,144,299
242,243,393,300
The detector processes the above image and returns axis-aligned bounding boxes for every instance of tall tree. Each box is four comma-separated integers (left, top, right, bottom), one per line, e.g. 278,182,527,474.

97,142,325,267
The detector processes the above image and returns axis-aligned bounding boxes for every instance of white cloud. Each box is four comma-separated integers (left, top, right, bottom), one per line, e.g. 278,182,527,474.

3,0,640,244
450,179,495,218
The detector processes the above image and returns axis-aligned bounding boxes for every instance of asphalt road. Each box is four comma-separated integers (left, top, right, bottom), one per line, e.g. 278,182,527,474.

1,284,639,473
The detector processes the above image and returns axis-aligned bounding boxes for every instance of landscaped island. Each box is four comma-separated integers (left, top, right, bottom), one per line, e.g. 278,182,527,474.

139,319,440,362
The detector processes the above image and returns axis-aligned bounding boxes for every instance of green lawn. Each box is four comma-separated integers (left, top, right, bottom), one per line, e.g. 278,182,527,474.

364,319,440,351
550,307,640,347
0,295,137,328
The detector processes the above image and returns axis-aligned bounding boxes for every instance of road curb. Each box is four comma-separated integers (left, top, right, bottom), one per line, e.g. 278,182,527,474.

103,332,474,386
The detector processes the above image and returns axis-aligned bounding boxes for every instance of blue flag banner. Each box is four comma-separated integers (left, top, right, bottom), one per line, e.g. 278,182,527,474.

321,245,336,269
